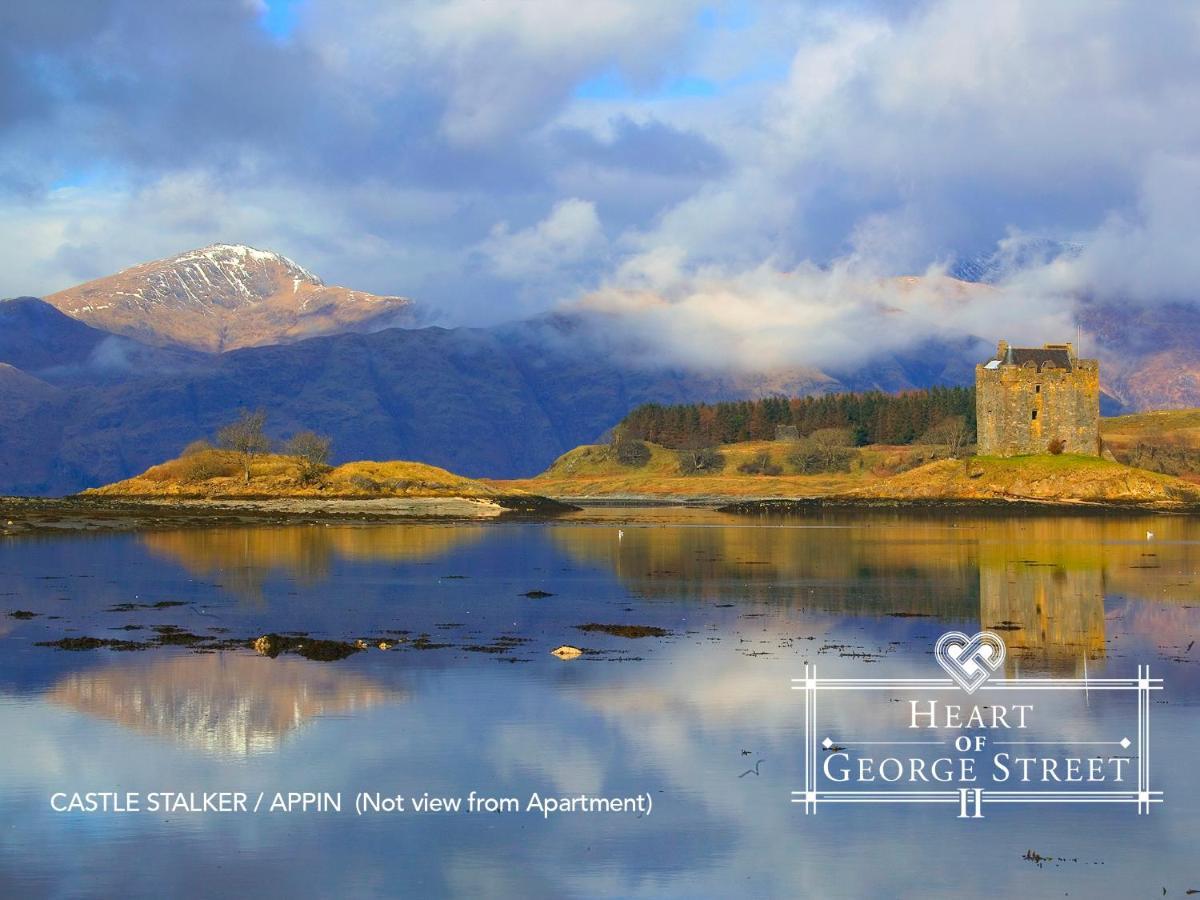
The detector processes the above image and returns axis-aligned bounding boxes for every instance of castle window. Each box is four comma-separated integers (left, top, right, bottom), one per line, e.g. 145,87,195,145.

1035,384,1041,393
1031,410,1038,420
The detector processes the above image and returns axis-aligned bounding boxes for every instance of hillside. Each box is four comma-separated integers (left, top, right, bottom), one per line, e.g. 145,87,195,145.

1100,408,1200,484
8,242,1200,498
497,440,934,499
847,455,1200,505
0,364,67,495
44,244,414,352
1101,408,1200,450
0,299,845,495
498,435,1200,507
86,449,507,499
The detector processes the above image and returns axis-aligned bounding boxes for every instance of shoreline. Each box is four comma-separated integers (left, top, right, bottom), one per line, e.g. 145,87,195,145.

0,494,578,535
715,496,1200,516
3,492,1197,536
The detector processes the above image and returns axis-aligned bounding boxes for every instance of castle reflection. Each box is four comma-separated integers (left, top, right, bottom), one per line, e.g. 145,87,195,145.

46,653,401,756
552,511,1200,675
975,520,1107,675
133,511,1200,677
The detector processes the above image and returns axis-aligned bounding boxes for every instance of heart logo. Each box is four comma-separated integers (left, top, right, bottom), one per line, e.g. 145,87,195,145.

935,631,1006,693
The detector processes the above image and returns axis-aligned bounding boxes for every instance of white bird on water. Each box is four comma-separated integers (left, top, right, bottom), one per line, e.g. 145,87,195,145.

1146,530,1154,541
618,529,624,542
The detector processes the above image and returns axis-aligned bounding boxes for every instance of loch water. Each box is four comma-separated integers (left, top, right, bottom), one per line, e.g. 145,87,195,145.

1,508,1198,898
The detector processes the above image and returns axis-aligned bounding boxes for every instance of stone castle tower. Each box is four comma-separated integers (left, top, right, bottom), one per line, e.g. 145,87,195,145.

975,340,1100,457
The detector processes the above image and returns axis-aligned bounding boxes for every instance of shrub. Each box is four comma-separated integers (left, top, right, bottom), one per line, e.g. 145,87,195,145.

1047,438,1066,455
348,474,382,494
869,449,931,478
614,439,651,468
181,439,213,457
180,450,237,484
677,447,726,475
737,451,783,476
285,430,333,484
774,425,801,442
789,437,857,474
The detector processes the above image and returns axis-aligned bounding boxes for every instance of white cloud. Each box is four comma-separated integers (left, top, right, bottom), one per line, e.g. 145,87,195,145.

309,0,704,146
481,198,606,280
1004,155,1200,305
4,0,1200,370
579,253,1069,373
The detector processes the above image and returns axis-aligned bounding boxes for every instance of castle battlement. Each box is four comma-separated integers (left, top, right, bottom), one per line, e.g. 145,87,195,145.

976,340,1100,456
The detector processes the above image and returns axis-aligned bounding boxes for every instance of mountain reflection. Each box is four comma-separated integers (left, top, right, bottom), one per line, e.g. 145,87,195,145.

142,524,485,600
46,653,401,756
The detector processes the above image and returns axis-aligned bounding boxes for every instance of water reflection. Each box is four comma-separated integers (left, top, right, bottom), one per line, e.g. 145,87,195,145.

550,513,1200,675
551,517,980,616
142,525,485,600
45,653,401,756
0,511,1198,897
126,512,1200,674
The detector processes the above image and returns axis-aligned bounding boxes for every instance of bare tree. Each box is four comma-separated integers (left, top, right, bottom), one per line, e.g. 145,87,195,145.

216,410,270,484
676,441,726,475
789,428,856,474
921,415,972,459
808,428,853,469
285,430,332,483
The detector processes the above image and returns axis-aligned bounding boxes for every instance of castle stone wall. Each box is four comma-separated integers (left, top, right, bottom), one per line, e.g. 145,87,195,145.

976,350,1099,457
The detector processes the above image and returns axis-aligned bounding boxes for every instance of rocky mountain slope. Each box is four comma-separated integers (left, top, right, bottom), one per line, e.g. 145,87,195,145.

44,244,414,352
1075,301,1200,411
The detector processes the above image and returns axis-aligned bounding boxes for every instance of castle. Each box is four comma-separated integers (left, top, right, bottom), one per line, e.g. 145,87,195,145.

975,340,1100,457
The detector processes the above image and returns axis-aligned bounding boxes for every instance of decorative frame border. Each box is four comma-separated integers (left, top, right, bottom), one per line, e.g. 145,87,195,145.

791,664,1162,816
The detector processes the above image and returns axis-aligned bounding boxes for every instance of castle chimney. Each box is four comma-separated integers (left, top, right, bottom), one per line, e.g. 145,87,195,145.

997,339,1009,359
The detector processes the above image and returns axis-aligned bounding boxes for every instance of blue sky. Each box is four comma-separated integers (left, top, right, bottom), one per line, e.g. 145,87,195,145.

259,0,302,39
2,1,1198,367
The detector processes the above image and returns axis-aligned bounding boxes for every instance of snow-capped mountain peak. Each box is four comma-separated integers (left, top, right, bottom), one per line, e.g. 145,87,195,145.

44,244,413,352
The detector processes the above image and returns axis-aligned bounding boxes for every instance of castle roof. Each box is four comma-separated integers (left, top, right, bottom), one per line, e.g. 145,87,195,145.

987,342,1076,371
1006,347,1073,371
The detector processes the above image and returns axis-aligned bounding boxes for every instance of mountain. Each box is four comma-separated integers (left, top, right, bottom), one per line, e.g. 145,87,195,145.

62,316,836,491
0,296,201,377
0,298,846,494
947,242,1200,410
6,241,1200,496
44,244,414,352
1076,301,1200,411
949,239,1083,284
0,362,70,495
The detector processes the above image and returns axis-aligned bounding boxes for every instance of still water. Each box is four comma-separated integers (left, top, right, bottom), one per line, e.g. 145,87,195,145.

1,508,1198,898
